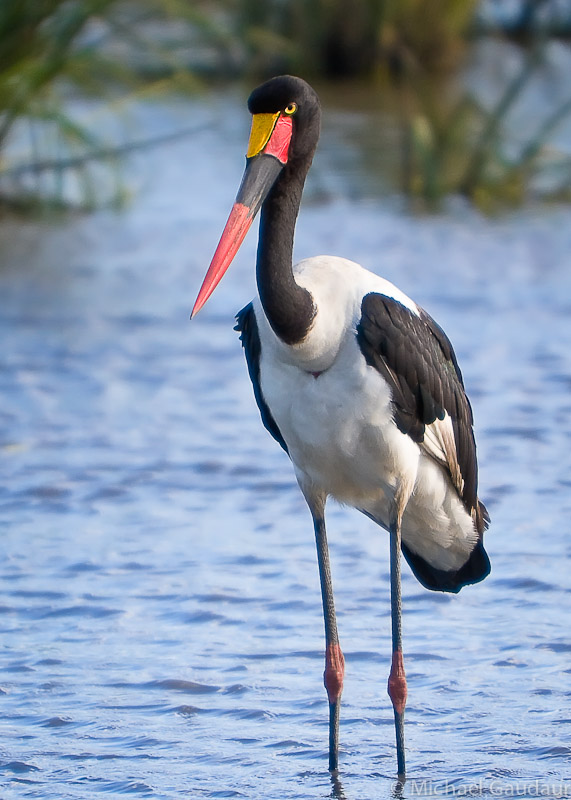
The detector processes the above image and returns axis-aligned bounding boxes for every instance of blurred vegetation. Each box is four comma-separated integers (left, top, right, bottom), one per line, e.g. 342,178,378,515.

398,28,571,209
0,0,218,211
378,0,480,75
0,0,570,212
396,48,571,210
216,0,480,78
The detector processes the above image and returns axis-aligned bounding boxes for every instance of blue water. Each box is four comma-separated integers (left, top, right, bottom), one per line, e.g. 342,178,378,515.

1,93,571,799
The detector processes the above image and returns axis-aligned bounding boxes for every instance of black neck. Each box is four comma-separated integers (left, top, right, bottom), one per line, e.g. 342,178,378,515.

256,160,315,346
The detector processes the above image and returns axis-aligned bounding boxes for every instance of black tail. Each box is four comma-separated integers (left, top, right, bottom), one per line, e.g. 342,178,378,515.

401,539,491,594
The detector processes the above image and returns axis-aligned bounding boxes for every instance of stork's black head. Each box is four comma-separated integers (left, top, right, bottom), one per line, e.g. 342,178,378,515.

247,75,321,164
191,76,321,318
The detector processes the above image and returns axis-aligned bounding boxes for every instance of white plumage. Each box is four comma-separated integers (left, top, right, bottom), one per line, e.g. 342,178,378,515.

253,255,479,573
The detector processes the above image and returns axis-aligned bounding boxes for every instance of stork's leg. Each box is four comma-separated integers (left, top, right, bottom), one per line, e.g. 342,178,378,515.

313,513,345,772
388,513,407,778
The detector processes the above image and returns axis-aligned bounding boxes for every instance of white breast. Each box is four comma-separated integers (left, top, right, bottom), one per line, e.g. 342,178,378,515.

254,256,419,374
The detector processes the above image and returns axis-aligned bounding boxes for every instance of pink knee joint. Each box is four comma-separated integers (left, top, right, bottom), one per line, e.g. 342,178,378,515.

387,649,407,715
324,643,345,704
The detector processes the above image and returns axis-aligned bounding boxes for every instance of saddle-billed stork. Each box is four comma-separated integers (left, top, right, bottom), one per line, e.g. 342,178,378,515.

191,75,490,778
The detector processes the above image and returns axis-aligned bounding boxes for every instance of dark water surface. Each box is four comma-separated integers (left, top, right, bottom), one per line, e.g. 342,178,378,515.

1,93,571,799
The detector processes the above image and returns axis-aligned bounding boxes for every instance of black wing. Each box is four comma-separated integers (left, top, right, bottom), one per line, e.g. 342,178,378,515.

235,303,289,454
356,292,489,537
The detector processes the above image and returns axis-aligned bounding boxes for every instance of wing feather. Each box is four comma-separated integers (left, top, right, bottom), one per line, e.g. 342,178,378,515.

235,303,289,454
356,292,488,534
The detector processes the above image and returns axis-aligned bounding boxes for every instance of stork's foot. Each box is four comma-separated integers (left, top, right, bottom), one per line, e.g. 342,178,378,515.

324,643,345,771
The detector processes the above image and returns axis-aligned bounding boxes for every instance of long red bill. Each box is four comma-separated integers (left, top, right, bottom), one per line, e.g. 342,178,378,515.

191,202,253,318
191,114,292,319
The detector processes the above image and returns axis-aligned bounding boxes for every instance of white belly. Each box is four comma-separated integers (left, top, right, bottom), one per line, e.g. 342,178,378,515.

262,331,415,508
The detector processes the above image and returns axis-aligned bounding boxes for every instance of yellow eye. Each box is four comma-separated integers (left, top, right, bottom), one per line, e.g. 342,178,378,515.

284,103,297,115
